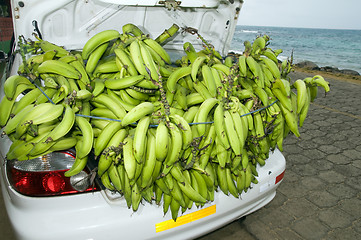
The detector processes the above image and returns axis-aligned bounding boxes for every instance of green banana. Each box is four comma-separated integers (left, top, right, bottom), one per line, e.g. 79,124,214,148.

293,79,307,114
14,102,59,138
64,155,88,177
186,92,204,107
224,110,242,156
201,65,217,97
37,40,70,57
120,102,154,127
155,121,169,162
93,121,122,157
260,57,280,79
114,47,139,76
133,116,151,163
167,66,192,93
37,60,81,79
74,116,94,159
238,55,247,77
129,39,149,77
82,29,120,60
29,105,75,156
104,75,144,90
97,128,127,176
163,122,183,169
123,134,137,180
170,114,192,150
140,130,157,189
122,23,144,37
191,56,207,81
3,75,33,100
155,23,179,45
85,42,109,74
143,38,171,64
312,75,330,93
183,42,198,64
193,98,218,136
216,164,229,195
91,93,127,119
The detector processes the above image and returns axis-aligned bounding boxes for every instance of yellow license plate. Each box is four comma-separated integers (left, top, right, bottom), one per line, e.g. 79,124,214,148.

155,205,216,233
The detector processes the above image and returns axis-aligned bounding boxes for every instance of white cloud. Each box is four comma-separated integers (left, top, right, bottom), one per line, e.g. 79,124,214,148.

237,0,361,30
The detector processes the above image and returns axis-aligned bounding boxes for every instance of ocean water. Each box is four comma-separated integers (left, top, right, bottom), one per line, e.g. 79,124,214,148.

230,25,361,74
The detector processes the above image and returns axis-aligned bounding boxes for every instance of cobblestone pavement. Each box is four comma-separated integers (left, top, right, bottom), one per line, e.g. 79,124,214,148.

200,71,361,239
1,70,360,240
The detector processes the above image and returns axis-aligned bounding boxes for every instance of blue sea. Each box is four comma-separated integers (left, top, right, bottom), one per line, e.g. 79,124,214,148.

231,25,361,74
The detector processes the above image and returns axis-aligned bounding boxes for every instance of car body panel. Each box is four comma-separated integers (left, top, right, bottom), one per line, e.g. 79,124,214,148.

1,144,285,240
0,1,287,239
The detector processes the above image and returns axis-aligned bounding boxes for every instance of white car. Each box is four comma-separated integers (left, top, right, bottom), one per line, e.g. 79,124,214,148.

0,1,286,239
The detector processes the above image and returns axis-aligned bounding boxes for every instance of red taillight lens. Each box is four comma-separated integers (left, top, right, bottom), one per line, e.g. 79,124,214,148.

42,172,65,192
6,151,99,197
275,170,285,184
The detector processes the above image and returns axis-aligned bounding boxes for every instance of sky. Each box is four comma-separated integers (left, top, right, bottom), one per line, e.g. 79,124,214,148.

237,0,361,30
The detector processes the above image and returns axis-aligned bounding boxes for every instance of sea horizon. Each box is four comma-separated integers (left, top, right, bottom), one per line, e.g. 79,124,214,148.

231,25,361,74
237,24,361,31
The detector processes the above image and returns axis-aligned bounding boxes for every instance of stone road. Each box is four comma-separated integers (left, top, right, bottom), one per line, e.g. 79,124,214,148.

200,71,361,239
1,70,361,240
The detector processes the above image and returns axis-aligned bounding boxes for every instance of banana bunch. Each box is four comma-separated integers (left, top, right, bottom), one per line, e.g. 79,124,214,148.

0,26,330,221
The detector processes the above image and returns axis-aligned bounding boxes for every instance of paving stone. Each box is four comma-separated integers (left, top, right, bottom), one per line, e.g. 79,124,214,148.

281,198,318,218
345,175,361,191
282,145,303,155
306,190,339,208
312,159,334,171
334,164,361,177
352,218,361,234
313,120,331,127
297,132,314,141
278,178,309,198
328,133,348,142
324,227,361,240
352,160,361,169
326,183,358,199
274,228,304,240
307,129,328,138
258,206,295,228
342,129,361,138
197,219,256,240
300,122,319,131
342,149,361,160
318,170,345,184
281,169,301,183
349,119,361,128
283,135,298,145
355,144,361,152
318,145,342,154
318,207,354,228
264,191,288,209
326,117,345,124
326,153,351,165
334,140,360,150
292,217,329,240
291,163,319,177
299,148,326,160
300,176,327,191
338,198,361,219
244,221,280,240
297,140,320,150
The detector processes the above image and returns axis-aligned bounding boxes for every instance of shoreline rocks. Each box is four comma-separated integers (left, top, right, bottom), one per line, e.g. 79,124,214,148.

295,60,360,76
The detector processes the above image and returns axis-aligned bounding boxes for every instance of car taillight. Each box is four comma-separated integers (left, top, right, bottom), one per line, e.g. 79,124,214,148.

275,170,285,184
6,151,99,197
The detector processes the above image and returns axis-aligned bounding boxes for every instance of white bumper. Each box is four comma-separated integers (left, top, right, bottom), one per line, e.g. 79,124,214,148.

1,149,285,240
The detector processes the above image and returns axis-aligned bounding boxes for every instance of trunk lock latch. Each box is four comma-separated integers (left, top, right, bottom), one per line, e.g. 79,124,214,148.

158,0,182,10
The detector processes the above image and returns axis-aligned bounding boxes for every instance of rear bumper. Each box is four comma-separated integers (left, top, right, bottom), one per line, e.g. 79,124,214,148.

0,149,285,240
